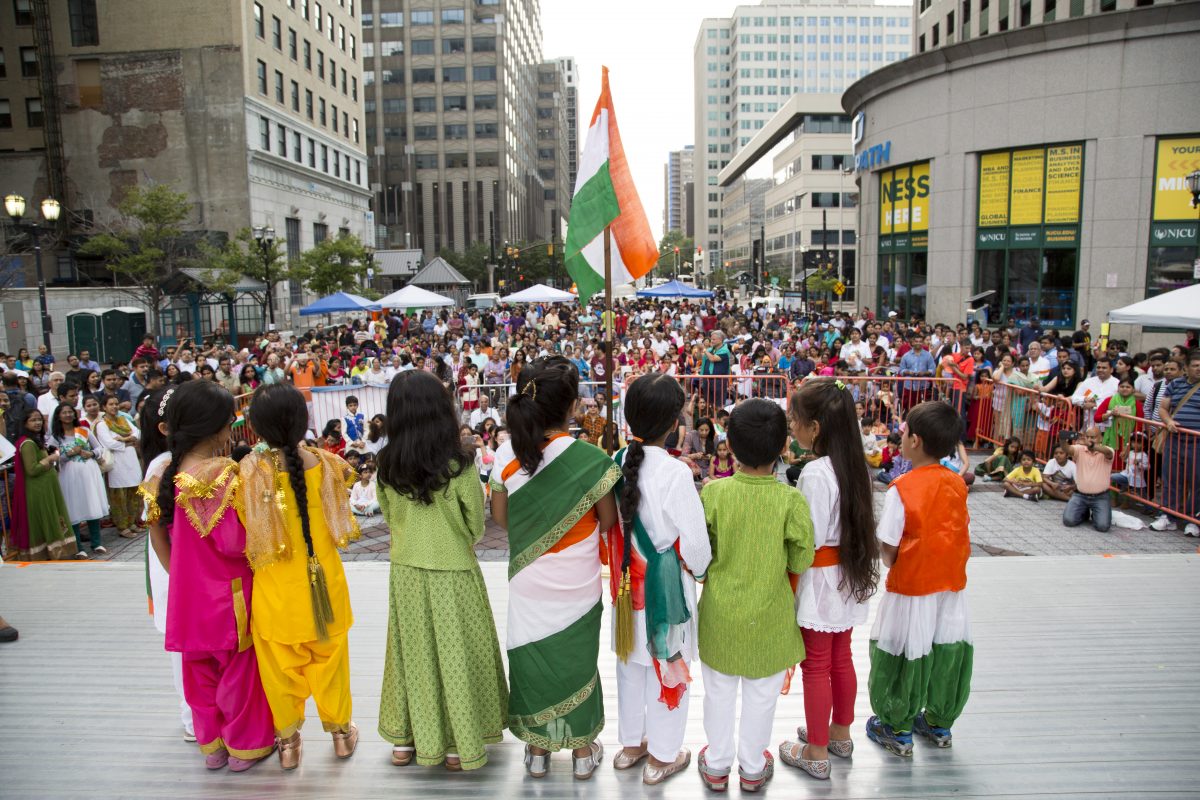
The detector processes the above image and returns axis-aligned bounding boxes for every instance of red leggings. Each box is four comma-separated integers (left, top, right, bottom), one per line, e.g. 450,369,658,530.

800,627,857,747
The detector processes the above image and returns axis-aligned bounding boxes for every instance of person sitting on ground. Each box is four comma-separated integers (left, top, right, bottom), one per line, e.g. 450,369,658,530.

1041,444,1077,502
349,464,379,516
973,436,1021,481
940,441,975,489
1003,450,1043,501
875,430,912,484
1062,427,1115,532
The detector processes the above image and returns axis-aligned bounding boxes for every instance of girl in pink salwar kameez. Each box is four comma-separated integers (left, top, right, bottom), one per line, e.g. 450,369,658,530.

142,382,275,771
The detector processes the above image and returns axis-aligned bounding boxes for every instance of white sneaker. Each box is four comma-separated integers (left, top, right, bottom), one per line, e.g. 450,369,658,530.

1185,523,1200,537
1150,514,1178,531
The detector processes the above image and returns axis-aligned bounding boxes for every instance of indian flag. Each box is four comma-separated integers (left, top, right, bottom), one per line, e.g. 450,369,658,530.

565,68,658,304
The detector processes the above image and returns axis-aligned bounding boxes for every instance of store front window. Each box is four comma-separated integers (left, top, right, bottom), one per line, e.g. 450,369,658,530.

876,161,930,318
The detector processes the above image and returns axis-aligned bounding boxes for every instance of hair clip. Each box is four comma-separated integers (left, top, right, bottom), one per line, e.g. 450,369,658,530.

834,380,846,391
521,380,538,400
629,435,644,443
157,388,176,418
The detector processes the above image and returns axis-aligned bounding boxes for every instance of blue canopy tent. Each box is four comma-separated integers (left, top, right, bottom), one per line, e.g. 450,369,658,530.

636,280,714,299
298,292,381,316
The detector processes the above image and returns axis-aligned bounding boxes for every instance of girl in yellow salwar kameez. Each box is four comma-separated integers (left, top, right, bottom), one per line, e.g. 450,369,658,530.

239,384,361,770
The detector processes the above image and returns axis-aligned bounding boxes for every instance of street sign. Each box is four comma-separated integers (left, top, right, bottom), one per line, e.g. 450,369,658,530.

833,281,846,296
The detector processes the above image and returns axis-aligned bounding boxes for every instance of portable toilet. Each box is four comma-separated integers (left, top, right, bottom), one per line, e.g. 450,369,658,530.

67,308,148,365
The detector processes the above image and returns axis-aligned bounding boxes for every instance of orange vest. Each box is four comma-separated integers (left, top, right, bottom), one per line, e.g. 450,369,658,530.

886,465,970,596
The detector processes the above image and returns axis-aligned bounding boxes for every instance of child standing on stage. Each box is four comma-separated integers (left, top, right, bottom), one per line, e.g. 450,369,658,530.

866,400,974,758
779,378,879,780
697,399,814,793
609,374,712,786
375,370,508,771
142,381,275,771
241,384,362,770
137,388,192,743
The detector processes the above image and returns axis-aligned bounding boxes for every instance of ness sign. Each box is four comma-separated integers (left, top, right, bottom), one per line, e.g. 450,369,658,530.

855,141,891,172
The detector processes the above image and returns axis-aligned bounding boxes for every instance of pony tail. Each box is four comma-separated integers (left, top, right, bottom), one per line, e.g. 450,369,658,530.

830,439,880,603
156,449,184,526
619,440,646,566
505,390,546,475
280,443,314,556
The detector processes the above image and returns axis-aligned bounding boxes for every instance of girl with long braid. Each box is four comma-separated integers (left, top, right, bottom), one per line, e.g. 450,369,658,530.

608,373,711,786
240,383,361,770
141,381,275,771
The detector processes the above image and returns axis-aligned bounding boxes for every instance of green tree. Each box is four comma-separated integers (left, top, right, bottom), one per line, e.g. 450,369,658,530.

300,233,371,298
657,229,695,280
806,267,841,295
76,183,194,335
201,227,299,327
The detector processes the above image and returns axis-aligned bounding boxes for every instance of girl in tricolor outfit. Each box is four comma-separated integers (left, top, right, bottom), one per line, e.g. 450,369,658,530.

241,383,362,770
866,400,974,758
779,379,879,780
608,373,711,786
143,381,275,771
490,356,620,779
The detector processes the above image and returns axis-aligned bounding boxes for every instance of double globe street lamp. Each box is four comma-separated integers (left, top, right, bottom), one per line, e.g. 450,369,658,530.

4,193,60,350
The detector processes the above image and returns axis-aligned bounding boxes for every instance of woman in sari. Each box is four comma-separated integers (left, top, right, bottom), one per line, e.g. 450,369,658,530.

490,356,620,780
93,394,142,537
46,403,109,557
991,353,1016,441
5,407,77,561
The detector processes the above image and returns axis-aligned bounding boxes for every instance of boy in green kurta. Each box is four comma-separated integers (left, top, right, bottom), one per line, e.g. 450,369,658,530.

697,399,814,793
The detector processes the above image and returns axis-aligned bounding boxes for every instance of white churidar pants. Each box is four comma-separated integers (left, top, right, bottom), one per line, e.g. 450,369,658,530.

616,659,690,763
700,663,787,775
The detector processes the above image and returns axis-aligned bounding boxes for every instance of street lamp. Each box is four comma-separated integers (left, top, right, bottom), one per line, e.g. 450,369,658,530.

252,225,277,327
1186,170,1200,209
4,193,59,350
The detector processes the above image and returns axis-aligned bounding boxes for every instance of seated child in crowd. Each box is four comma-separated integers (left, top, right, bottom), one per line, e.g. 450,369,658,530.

350,464,380,516
974,437,1021,481
1041,444,1076,502
1003,450,1043,502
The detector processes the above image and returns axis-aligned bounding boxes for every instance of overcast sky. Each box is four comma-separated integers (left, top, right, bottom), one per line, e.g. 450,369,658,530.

543,0,738,244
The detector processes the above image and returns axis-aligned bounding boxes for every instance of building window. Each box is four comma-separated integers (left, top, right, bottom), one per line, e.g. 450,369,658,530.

272,15,282,49
411,39,434,55
254,3,265,37
380,11,403,26
318,50,324,79
444,123,468,139
352,118,358,143
442,7,465,23
300,0,309,20
68,0,99,46
443,38,466,54
319,97,326,125
20,47,37,78
443,67,466,82
411,9,434,24
305,89,313,118
289,28,297,59
473,65,496,81
342,111,348,136
446,152,469,169
412,68,435,82
414,124,438,140
321,144,328,172
256,60,267,94
291,80,300,110
313,221,328,243
277,122,287,155
474,122,497,138
274,70,284,102
259,116,270,150
333,149,341,177
332,104,338,132
472,36,496,52
307,137,315,167
338,24,345,51
473,94,497,110
303,39,312,69
351,76,357,100
329,58,337,87
315,2,322,30
415,153,438,169
443,95,467,111
327,13,334,40
0,100,11,129
412,96,436,112
0,51,5,79
293,130,301,162
13,0,32,25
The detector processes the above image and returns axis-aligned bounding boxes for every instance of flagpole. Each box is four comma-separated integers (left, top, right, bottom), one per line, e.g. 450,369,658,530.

604,224,615,455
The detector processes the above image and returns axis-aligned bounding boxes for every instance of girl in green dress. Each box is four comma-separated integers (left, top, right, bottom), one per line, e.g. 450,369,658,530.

375,369,508,771
6,408,77,561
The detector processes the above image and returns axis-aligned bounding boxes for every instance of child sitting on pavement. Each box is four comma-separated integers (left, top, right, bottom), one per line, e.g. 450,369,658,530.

1041,444,1077,502
1002,450,1043,502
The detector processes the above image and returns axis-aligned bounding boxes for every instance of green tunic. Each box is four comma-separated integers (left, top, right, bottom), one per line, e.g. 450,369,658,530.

13,439,75,561
376,468,508,769
698,472,814,678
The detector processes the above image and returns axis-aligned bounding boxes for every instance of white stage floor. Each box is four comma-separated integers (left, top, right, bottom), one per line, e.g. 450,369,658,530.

1,555,1198,799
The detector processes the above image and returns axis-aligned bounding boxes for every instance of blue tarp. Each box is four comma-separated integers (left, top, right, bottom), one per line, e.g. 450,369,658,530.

298,292,381,316
636,280,714,299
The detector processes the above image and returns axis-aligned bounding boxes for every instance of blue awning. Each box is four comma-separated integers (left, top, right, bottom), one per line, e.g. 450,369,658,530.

636,280,714,299
298,292,381,316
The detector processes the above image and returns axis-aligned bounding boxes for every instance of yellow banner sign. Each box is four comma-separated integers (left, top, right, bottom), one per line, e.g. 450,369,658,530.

879,163,931,236
978,152,1010,227
1153,136,1200,221
1010,148,1045,226
1044,145,1082,224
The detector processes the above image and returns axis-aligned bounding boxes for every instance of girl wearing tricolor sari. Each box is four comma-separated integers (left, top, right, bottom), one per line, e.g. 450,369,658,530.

608,374,711,786
490,356,620,780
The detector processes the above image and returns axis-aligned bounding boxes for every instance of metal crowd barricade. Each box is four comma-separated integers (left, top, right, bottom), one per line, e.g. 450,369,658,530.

970,379,1084,462
1118,415,1200,526
833,375,966,430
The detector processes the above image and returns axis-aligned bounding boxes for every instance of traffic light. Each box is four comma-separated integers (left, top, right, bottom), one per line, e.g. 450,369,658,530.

674,246,680,254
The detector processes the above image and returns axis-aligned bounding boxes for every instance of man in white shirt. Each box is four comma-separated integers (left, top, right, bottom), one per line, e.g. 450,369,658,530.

1070,358,1120,412
37,373,66,418
174,348,198,374
1026,341,1052,381
1135,351,1165,401
839,327,873,363
468,394,502,430
650,333,671,359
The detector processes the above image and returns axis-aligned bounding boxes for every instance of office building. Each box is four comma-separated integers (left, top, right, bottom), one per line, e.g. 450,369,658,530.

664,146,694,235
537,58,571,241
846,0,1199,343
556,56,579,196
361,0,554,258
0,0,372,332
693,0,912,280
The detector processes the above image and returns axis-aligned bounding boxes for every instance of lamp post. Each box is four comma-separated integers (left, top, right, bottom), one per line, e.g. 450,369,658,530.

4,194,59,351
252,225,277,327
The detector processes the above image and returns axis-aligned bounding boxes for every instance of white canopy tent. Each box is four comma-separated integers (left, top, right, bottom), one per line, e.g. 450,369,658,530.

377,284,456,309
499,283,577,304
1106,283,1200,329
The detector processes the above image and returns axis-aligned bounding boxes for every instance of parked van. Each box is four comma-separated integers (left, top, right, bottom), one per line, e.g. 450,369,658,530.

466,293,501,309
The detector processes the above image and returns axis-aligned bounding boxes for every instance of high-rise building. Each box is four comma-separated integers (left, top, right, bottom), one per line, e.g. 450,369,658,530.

555,56,579,195
537,59,571,242
693,0,912,278
664,146,694,235
362,0,551,258
0,0,371,328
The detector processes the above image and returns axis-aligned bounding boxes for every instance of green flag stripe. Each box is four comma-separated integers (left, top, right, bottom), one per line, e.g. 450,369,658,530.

565,161,619,303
